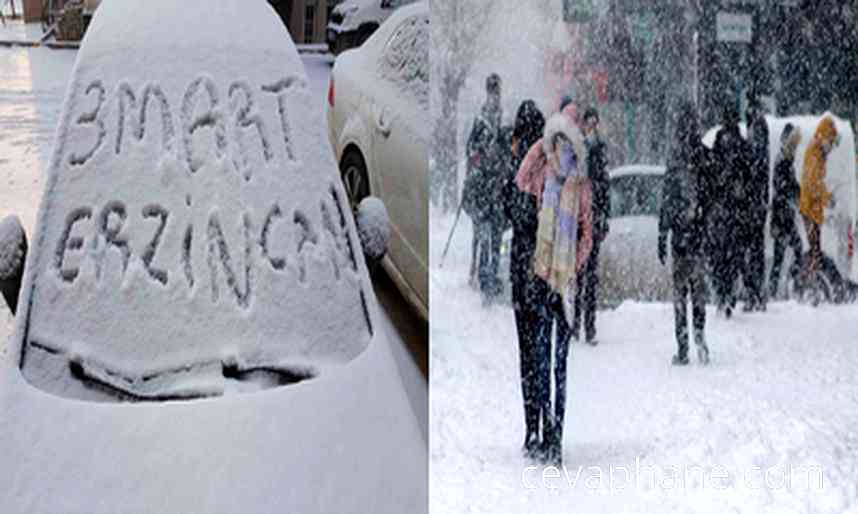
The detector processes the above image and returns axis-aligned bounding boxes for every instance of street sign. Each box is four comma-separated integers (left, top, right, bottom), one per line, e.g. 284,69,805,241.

716,11,752,43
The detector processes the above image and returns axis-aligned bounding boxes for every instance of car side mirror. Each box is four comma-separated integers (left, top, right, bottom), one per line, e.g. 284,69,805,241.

355,197,390,265
0,215,27,315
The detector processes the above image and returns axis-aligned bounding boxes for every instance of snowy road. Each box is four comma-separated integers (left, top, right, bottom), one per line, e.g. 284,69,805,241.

431,208,858,513
0,47,426,434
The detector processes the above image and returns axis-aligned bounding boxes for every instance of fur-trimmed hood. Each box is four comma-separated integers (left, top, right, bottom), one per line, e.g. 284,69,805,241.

542,112,588,179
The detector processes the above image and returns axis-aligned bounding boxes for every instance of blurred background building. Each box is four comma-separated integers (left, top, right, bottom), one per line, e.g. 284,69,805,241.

556,0,857,164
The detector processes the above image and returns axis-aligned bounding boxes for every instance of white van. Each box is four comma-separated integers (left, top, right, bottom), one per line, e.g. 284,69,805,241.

703,113,857,288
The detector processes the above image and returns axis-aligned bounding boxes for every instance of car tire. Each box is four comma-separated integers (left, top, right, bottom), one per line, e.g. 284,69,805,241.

340,150,370,213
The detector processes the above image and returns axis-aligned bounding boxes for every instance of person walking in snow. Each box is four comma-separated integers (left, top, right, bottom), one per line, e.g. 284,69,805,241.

526,100,593,464
503,100,550,460
799,116,839,304
768,123,804,298
570,107,609,345
464,73,504,301
741,99,770,312
658,101,711,366
708,104,751,318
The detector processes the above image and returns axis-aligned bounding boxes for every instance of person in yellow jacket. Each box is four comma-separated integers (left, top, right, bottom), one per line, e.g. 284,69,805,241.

799,116,839,296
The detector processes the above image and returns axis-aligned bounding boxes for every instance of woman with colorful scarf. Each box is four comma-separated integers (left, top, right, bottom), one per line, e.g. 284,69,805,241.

515,102,593,465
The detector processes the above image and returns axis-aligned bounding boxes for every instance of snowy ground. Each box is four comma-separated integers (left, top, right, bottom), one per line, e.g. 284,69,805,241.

0,46,426,436
431,207,858,513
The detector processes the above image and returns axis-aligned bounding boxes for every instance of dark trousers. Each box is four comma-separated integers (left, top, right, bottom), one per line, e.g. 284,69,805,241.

673,254,706,358
709,232,741,311
476,221,502,299
741,221,766,306
572,238,601,340
514,301,551,444
546,291,573,449
769,218,803,297
469,220,479,282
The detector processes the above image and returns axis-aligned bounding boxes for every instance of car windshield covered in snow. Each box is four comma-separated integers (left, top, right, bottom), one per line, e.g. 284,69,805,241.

610,173,663,218
16,0,374,403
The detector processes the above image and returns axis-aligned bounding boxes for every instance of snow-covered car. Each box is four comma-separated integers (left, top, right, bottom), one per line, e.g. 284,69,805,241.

327,1,428,319
598,165,671,303
703,113,857,289
326,0,419,56
0,1,425,513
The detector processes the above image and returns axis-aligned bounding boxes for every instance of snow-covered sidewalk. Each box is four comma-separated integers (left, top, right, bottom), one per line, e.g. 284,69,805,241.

431,208,858,513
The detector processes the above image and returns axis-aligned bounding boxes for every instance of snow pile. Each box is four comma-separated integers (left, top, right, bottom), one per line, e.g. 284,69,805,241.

431,207,858,514
356,196,391,262
0,215,25,280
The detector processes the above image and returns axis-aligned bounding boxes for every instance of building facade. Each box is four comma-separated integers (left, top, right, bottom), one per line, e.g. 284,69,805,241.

268,0,334,45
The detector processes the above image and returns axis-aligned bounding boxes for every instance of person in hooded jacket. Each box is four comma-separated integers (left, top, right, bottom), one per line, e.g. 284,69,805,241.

741,100,770,312
515,100,593,465
799,116,839,304
501,100,550,460
708,104,751,318
768,123,803,298
464,73,504,301
658,100,712,365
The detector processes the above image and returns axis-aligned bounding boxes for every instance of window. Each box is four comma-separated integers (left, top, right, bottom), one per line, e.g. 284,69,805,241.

304,4,316,43
378,15,429,107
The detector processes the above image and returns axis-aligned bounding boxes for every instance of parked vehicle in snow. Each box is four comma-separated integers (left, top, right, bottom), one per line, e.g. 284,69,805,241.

327,1,428,319
0,1,425,513
326,0,419,56
598,164,671,303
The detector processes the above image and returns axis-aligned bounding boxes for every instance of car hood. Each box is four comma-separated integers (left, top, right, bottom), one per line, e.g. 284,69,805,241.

0,322,425,514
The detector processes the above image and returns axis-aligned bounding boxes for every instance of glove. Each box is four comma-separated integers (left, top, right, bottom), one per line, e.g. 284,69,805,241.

657,234,667,266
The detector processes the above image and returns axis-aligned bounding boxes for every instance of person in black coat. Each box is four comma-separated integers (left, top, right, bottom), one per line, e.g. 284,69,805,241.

741,99,769,311
501,100,550,460
708,104,751,318
658,100,712,365
465,74,503,291
570,107,609,345
768,123,803,298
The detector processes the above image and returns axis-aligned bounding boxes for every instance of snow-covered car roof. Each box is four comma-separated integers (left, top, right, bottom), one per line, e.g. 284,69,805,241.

609,164,665,179
0,0,425,512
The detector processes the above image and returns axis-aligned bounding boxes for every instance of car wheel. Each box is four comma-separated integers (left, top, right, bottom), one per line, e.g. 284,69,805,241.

340,150,370,213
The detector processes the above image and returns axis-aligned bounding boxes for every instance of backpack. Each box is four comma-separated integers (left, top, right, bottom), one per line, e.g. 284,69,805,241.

461,117,496,223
